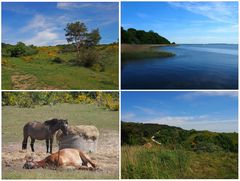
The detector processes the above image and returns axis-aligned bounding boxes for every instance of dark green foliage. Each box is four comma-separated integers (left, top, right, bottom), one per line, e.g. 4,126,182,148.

2,92,119,111
121,122,238,153
121,27,171,44
52,57,64,64
64,21,101,67
57,44,76,53
2,42,38,57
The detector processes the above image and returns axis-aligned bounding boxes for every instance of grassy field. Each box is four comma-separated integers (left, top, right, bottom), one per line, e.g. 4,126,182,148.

2,45,118,90
2,103,119,179
121,44,175,60
121,145,238,179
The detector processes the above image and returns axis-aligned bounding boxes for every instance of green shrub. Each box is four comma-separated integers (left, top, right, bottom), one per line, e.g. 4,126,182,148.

52,57,64,64
2,42,38,57
79,48,101,67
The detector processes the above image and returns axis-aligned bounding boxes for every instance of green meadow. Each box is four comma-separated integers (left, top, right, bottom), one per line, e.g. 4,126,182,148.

2,45,118,90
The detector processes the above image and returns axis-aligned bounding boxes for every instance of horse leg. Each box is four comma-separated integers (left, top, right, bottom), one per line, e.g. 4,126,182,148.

22,125,29,150
22,136,28,150
30,138,35,152
50,138,53,154
46,139,49,153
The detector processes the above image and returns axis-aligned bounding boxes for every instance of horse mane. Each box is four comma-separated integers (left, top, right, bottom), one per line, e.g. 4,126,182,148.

44,119,61,126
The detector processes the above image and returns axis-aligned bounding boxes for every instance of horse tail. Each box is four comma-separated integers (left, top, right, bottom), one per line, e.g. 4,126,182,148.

22,123,29,150
79,150,96,168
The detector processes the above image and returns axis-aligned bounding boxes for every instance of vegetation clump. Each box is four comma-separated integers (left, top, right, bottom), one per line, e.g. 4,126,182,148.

65,21,101,67
121,27,171,44
2,92,119,111
2,42,38,57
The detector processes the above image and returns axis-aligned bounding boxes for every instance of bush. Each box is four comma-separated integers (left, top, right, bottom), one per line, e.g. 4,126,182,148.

2,42,38,57
52,57,64,64
79,48,101,67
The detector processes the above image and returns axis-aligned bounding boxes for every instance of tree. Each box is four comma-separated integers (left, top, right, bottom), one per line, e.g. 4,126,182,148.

11,42,26,57
65,21,88,57
86,28,101,47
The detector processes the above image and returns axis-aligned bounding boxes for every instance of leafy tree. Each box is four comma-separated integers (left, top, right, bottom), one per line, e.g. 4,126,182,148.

65,21,101,67
11,42,26,57
121,27,172,44
86,28,101,47
65,21,88,57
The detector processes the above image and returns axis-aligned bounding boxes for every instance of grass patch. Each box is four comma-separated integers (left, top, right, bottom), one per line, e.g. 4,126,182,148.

2,103,119,144
121,44,175,60
2,45,118,90
3,167,118,179
121,145,238,179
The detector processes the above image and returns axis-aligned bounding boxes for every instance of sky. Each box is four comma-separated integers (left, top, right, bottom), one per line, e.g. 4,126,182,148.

122,2,238,44
2,2,119,46
121,91,238,133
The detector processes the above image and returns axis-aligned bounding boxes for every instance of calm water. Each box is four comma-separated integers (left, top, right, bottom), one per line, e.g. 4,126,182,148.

121,44,238,89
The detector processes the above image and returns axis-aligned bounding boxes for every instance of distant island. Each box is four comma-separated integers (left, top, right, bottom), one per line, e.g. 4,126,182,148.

122,121,238,179
121,27,175,60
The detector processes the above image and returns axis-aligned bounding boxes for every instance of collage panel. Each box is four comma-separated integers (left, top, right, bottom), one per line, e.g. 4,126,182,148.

121,91,238,179
121,2,238,89
2,91,119,179
2,2,119,90
0,0,239,180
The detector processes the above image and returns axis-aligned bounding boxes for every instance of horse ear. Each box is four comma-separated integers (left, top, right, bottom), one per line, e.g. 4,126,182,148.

25,154,34,161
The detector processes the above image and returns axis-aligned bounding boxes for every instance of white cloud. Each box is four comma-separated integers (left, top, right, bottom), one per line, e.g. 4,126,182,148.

122,113,136,121
25,30,59,46
179,91,238,100
169,2,238,24
21,15,51,32
142,116,237,133
136,13,149,19
57,2,117,11
134,106,157,115
57,2,92,10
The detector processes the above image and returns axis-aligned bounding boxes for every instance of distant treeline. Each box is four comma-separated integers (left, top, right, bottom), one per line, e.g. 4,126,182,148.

121,27,173,44
2,92,119,111
122,122,238,153
2,42,38,57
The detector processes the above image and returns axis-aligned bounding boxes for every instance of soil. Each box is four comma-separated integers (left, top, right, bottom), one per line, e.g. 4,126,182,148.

11,74,59,90
2,130,119,177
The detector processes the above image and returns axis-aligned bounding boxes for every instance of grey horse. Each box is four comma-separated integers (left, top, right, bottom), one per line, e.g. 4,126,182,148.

22,119,68,153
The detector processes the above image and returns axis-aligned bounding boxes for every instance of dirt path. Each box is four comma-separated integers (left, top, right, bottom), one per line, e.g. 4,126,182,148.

151,136,161,145
2,130,119,177
11,74,59,90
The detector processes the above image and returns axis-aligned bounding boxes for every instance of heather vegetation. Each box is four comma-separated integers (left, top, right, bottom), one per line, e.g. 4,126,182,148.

121,122,238,179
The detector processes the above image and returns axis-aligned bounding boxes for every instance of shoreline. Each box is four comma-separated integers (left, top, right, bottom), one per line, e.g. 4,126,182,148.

121,44,176,60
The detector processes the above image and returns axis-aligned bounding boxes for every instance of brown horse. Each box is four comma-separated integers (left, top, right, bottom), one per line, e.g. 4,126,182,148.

22,119,68,153
23,148,97,170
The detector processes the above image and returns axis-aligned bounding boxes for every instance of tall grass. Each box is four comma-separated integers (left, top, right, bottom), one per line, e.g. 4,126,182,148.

122,145,189,179
121,44,175,60
121,145,238,179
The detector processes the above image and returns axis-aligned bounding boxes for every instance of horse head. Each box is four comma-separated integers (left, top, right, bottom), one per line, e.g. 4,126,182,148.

23,155,37,169
59,119,69,135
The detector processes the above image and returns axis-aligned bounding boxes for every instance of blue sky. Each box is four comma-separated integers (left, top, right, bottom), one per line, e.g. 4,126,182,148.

2,2,119,46
122,2,238,44
122,91,238,133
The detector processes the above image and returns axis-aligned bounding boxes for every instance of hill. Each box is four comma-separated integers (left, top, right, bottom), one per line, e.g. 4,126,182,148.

121,121,238,153
121,27,172,44
121,121,238,178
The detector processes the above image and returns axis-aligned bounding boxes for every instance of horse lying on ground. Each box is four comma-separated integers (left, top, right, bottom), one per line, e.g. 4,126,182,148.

22,119,68,153
23,148,97,170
